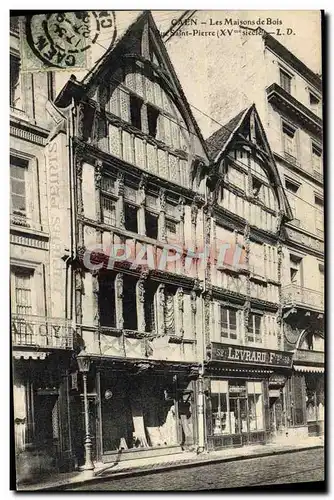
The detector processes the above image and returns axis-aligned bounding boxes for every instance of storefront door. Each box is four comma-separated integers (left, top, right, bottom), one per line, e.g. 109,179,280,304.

229,397,248,435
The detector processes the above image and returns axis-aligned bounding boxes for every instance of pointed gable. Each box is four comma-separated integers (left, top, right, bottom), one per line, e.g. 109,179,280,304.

206,104,293,224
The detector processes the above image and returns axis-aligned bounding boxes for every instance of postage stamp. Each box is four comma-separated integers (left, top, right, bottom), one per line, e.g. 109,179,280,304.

20,11,117,72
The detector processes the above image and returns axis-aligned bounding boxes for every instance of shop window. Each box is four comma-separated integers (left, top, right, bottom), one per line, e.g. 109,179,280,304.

145,210,158,239
10,54,21,109
99,274,116,327
102,196,116,226
147,104,159,138
247,381,264,431
123,274,137,330
282,122,297,160
221,307,237,340
124,202,138,233
11,267,33,315
211,380,230,435
130,94,143,130
280,68,292,94
247,313,262,344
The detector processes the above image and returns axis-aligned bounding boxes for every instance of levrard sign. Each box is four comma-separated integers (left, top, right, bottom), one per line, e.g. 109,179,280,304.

210,342,293,369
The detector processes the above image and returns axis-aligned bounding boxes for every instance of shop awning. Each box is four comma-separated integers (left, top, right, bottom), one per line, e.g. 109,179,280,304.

294,365,324,374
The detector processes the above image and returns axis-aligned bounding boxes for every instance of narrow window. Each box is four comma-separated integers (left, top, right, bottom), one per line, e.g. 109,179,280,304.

10,54,21,109
312,143,322,173
124,203,138,233
285,178,300,219
309,92,320,112
130,95,142,130
248,313,262,344
123,275,137,330
99,274,116,327
144,282,156,332
147,104,159,138
145,211,158,239
280,69,292,94
221,307,238,340
282,122,297,159
101,196,116,226
12,267,33,315
10,158,27,222
251,177,262,198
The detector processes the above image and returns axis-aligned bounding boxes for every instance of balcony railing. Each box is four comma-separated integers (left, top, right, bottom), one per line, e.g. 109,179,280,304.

282,284,324,311
11,314,73,350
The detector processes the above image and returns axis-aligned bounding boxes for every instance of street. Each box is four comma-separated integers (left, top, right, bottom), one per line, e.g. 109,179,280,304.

70,448,324,491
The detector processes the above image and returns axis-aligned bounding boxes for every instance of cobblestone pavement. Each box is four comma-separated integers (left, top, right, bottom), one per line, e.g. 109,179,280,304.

70,449,324,491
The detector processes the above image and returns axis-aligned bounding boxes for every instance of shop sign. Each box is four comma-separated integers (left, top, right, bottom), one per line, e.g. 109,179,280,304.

229,385,246,396
269,374,287,386
210,343,293,368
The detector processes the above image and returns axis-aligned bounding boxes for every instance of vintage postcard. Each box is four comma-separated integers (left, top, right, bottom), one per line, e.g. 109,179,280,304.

10,10,324,491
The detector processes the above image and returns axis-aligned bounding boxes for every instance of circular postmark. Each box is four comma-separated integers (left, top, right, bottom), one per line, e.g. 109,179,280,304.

26,11,117,70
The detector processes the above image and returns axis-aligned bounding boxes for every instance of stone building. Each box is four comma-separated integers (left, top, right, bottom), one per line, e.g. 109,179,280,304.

164,13,324,441
10,16,74,478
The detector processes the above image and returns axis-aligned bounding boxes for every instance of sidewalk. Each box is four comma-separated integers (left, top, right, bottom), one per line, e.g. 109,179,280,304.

17,436,324,491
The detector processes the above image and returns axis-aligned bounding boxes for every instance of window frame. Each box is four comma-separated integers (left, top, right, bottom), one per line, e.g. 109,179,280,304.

247,311,263,344
220,306,238,340
10,52,22,110
282,120,298,160
279,68,292,94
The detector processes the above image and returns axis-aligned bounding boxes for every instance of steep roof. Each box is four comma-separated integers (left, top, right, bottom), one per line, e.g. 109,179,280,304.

205,108,249,161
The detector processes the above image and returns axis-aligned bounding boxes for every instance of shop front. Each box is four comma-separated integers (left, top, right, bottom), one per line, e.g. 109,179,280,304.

72,357,199,466
204,343,293,450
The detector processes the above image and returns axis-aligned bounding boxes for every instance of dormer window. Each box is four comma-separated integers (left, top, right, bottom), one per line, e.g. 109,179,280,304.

251,177,262,198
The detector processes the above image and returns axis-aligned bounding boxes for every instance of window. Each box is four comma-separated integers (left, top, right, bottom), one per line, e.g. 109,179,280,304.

145,211,158,239
99,274,116,327
314,195,324,236
285,178,300,219
123,275,137,330
221,307,237,340
166,219,178,240
211,380,230,435
130,95,142,130
144,283,156,332
11,267,33,315
147,104,159,138
10,159,27,220
247,313,262,344
124,203,138,233
280,69,292,94
290,255,302,285
312,143,322,173
10,54,21,109
102,196,116,226
251,177,262,198
282,122,297,159
309,91,320,112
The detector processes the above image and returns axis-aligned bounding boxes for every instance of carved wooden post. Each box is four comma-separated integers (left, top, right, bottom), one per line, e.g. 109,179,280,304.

190,203,198,249
136,271,148,332
116,171,125,229
175,287,184,338
115,273,124,329
158,188,167,242
156,283,166,336
75,153,84,248
94,159,103,223
138,174,147,236
190,289,197,340
178,196,185,246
